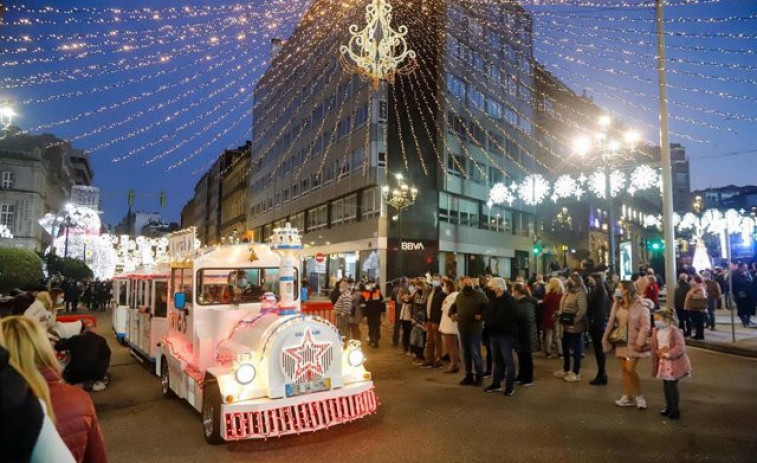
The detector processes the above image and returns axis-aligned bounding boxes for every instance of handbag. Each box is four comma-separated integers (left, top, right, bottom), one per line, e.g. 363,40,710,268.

559,312,576,325
688,296,707,310
608,324,628,345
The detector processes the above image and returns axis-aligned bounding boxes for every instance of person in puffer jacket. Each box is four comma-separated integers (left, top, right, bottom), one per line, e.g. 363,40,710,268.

0,316,107,463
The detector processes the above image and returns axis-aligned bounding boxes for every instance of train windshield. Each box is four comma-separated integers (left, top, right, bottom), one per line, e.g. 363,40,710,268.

196,267,298,305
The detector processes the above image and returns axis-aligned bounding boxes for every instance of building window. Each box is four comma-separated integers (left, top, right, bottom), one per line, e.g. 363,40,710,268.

301,177,310,194
337,116,351,140
447,152,465,177
307,205,328,231
323,163,335,184
332,196,356,226
0,172,14,190
355,103,369,127
290,212,305,233
351,148,364,172
504,107,517,126
459,198,479,228
439,193,459,225
339,157,350,178
361,187,380,219
467,86,484,110
486,99,502,120
312,172,321,190
446,73,465,101
0,203,14,232
378,151,387,168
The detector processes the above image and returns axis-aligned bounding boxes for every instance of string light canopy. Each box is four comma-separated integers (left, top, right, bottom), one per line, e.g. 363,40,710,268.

339,0,417,89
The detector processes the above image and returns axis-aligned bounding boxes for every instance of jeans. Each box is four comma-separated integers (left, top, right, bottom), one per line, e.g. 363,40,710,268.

392,303,402,346
401,320,413,352
543,328,562,356
424,323,442,364
459,330,484,378
689,310,705,339
516,351,533,384
490,335,515,390
676,308,691,335
706,300,717,329
561,332,583,374
336,315,350,341
663,380,680,414
589,327,606,375
481,328,493,374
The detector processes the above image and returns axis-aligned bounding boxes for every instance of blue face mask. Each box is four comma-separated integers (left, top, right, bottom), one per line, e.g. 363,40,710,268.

654,321,667,330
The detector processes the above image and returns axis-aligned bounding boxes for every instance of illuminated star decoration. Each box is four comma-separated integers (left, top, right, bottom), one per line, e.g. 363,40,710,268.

281,328,333,383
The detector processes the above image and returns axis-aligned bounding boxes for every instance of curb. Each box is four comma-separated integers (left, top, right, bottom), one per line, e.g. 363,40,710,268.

686,339,757,359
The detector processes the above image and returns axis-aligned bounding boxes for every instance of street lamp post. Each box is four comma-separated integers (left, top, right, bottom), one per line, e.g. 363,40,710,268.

574,117,639,274
382,173,418,279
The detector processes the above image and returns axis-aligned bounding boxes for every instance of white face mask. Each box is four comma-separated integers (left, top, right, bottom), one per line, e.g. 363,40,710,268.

654,321,667,330
366,284,373,291
432,280,440,288
614,288,624,299
408,285,416,293
56,297,64,304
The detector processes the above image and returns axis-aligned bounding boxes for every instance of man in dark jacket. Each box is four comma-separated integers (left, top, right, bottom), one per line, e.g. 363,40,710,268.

362,282,386,348
422,275,446,368
512,283,539,387
450,276,489,386
586,273,610,385
55,327,111,390
482,277,518,395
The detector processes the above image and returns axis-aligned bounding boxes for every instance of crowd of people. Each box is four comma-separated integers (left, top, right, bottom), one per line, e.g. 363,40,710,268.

0,279,112,462
330,276,387,349
384,266,692,420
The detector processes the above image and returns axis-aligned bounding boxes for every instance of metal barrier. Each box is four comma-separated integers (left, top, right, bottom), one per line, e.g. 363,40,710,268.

301,300,395,325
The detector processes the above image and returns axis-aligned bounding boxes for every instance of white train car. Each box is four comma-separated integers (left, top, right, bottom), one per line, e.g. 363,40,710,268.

111,265,170,363
158,225,377,444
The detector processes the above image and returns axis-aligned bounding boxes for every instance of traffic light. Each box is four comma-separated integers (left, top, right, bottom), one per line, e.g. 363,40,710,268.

648,239,664,252
532,239,543,256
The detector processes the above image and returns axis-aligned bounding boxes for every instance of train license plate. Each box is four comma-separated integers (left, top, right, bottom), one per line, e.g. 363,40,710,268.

285,378,331,397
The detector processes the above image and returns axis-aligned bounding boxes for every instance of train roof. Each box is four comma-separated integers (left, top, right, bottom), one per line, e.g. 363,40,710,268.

190,243,281,269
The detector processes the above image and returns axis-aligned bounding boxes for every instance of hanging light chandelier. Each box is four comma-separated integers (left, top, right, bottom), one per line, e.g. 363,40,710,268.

339,0,417,89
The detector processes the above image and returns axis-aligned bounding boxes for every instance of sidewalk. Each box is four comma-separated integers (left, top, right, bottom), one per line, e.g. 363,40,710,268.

685,310,757,358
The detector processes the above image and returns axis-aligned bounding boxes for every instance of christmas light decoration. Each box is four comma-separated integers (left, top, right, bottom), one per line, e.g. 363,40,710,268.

488,182,516,207
339,0,417,89
692,240,712,274
518,174,550,207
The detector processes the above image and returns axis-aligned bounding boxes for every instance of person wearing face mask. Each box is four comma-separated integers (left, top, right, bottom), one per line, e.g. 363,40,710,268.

438,279,460,373
482,278,518,395
399,281,417,356
333,281,353,341
362,282,385,348
450,276,489,386
586,273,610,386
349,279,364,342
422,275,446,368
650,310,692,420
602,281,651,410
554,274,588,383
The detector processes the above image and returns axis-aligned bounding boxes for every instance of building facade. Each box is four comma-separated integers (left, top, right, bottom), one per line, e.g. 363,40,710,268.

220,142,251,239
0,130,90,251
247,0,543,293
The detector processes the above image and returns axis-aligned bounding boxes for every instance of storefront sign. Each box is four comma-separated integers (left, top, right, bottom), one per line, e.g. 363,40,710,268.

401,241,425,251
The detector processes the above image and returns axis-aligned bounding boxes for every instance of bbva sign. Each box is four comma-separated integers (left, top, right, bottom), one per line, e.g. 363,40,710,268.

401,242,425,251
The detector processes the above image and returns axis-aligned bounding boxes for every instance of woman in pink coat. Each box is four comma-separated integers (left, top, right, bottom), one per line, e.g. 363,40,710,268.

650,310,692,420
602,280,651,410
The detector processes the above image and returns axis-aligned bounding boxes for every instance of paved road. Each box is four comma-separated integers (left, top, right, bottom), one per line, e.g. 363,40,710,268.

92,313,756,463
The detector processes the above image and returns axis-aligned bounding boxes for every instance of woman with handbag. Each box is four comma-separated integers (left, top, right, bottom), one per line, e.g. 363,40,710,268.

553,273,588,383
684,276,708,340
602,280,651,410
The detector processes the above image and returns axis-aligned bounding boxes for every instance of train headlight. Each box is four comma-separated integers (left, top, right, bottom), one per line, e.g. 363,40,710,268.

347,348,364,367
235,363,256,385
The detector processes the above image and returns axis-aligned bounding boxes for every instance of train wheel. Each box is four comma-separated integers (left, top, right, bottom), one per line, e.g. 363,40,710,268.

202,380,224,445
160,358,175,399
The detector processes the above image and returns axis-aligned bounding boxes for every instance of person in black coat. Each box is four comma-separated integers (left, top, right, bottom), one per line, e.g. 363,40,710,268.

362,283,386,348
586,274,610,385
482,277,518,395
512,283,539,386
0,345,45,461
55,327,111,388
733,265,755,327
674,274,692,336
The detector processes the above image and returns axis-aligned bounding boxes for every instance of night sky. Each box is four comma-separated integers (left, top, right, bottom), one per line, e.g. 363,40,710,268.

2,0,755,226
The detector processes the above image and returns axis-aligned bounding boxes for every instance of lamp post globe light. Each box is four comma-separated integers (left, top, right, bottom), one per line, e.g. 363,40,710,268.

382,173,418,278
573,116,640,273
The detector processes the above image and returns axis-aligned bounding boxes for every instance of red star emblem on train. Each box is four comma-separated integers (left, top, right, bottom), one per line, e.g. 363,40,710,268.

281,328,333,382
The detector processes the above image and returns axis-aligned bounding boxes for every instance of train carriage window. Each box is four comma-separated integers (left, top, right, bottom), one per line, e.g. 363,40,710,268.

154,281,168,317
118,281,127,305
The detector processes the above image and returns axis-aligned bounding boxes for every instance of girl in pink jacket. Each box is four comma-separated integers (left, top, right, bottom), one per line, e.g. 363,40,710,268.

650,310,692,420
